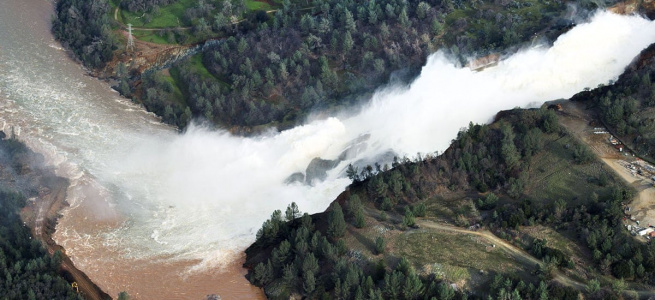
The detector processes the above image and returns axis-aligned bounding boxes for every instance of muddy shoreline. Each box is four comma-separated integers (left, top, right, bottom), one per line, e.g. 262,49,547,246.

18,166,112,299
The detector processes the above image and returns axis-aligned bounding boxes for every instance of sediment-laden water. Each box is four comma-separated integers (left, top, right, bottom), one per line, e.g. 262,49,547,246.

2,1,655,299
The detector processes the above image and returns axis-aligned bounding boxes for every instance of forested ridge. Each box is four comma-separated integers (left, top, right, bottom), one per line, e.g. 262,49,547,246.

572,43,655,163
171,0,568,129
52,0,613,131
51,0,118,69
48,0,655,298
246,107,650,299
0,137,82,300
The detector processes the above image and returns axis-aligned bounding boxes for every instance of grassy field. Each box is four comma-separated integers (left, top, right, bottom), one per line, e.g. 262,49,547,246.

117,0,276,28
245,0,273,11
523,133,616,206
421,192,480,223
161,71,186,104
119,0,195,28
188,54,215,79
394,230,529,280
130,29,173,44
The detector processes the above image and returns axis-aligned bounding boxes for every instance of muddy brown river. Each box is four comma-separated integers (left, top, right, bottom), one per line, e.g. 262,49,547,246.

3,1,655,299
0,0,263,298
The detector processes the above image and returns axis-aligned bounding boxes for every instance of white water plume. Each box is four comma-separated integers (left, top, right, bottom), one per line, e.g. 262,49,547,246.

87,11,655,271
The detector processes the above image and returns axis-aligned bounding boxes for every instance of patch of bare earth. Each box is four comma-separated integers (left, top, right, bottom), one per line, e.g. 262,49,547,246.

558,101,655,234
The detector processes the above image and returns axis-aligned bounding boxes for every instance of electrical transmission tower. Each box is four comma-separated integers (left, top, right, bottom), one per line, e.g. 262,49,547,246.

126,23,135,52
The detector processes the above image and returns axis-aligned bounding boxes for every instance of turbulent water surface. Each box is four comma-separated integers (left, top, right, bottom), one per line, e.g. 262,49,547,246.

1,0,655,298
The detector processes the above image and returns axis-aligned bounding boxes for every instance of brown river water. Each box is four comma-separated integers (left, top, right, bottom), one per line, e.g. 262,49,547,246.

0,0,264,298
4,1,655,299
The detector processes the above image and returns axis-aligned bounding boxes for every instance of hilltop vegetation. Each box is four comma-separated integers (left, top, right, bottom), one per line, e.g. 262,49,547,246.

52,0,118,69
167,0,569,129
572,44,655,163
245,107,647,299
53,0,618,131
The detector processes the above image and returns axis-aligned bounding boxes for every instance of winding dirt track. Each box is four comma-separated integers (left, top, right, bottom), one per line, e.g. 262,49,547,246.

416,220,655,296
416,220,586,290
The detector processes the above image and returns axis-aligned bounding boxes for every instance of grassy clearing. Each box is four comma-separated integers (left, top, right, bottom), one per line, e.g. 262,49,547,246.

522,226,591,263
160,71,185,104
120,0,195,28
168,66,190,106
130,29,171,44
424,195,458,220
421,191,481,224
394,230,526,276
245,0,273,11
523,133,614,206
189,54,222,82
444,9,470,25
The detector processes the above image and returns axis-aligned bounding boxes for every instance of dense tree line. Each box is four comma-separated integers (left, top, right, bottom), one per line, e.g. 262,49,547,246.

0,137,82,300
52,0,629,131
343,108,649,295
128,0,573,130
121,0,178,13
247,201,467,299
52,0,118,69
245,100,655,297
580,44,655,162
0,190,81,300
347,108,560,207
487,274,579,300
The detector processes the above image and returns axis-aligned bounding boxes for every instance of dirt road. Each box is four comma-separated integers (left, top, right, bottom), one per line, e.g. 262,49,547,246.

416,220,586,290
557,101,655,227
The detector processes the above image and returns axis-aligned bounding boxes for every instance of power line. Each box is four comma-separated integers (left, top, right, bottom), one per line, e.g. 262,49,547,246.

127,23,135,52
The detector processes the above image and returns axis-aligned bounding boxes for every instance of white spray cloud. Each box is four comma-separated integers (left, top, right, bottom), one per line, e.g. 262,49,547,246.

97,11,655,271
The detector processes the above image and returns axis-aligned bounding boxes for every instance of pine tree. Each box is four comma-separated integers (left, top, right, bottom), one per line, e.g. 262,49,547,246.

355,208,366,228
303,272,316,294
285,202,301,223
283,263,297,287
343,31,354,53
500,122,520,170
403,271,424,300
402,207,415,227
328,203,346,238
375,237,385,254
417,2,430,19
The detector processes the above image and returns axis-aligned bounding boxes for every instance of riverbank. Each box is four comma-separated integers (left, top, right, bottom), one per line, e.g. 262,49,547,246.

17,158,112,300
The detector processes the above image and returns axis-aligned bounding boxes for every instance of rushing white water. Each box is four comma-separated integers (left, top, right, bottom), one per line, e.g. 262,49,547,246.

96,11,655,271
1,1,655,291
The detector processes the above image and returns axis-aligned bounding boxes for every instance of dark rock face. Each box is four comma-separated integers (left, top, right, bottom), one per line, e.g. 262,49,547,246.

305,158,339,184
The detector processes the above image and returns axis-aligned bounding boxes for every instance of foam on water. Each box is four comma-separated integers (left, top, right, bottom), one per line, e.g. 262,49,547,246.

1,3,655,277
90,11,655,271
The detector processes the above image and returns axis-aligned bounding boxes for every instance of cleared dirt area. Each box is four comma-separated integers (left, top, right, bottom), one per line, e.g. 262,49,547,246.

557,101,655,232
